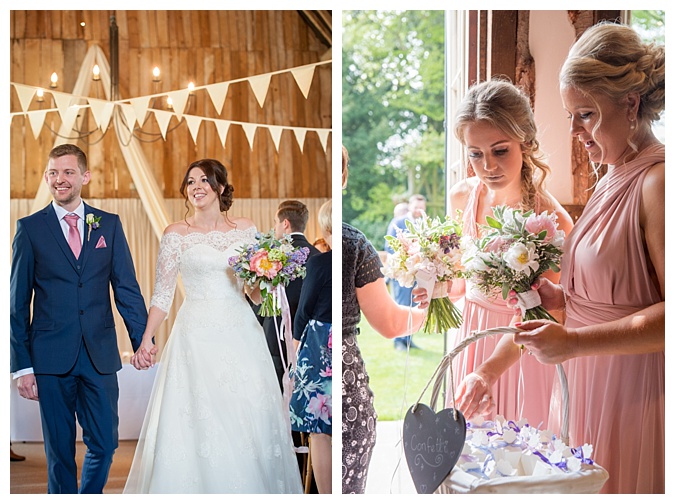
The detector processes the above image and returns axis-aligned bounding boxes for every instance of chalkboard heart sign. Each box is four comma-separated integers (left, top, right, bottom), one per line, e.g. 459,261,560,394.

403,404,466,494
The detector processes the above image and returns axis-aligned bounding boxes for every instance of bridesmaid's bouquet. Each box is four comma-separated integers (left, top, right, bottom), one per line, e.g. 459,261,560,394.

382,212,464,333
461,205,565,321
228,230,310,317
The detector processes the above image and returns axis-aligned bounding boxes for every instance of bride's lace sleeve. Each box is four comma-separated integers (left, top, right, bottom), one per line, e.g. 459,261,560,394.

149,233,182,314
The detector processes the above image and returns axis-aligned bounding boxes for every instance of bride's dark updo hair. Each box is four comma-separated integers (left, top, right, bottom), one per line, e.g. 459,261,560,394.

180,158,234,212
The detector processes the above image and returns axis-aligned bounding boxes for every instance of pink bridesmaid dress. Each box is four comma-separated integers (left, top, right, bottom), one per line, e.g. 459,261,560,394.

556,143,665,493
447,180,557,429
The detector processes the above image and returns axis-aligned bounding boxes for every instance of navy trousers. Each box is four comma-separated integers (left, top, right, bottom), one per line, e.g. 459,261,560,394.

35,340,119,494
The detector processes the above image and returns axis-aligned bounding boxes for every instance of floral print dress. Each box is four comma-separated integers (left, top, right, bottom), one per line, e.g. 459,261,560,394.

289,251,332,435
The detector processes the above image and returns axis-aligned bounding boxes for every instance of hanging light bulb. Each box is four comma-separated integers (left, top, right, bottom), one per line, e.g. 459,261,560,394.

153,67,161,82
166,96,173,110
36,88,44,103
188,81,195,95
50,72,58,89
92,64,100,81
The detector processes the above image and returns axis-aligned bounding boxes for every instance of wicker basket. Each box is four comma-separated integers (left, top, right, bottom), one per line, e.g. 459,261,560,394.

412,327,609,494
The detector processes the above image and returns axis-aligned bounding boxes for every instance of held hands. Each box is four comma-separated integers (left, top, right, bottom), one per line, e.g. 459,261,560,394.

454,372,495,420
512,320,578,365
131,338,158,370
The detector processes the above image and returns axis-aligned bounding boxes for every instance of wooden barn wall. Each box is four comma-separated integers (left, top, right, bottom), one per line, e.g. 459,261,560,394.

9,10,332,201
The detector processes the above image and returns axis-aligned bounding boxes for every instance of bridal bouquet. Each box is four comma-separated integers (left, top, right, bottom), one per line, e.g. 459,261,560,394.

228,230,310,317
382,212,464,333
461,205,565,321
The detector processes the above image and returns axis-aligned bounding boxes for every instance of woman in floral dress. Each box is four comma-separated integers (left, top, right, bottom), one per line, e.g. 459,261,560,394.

289,199,333,493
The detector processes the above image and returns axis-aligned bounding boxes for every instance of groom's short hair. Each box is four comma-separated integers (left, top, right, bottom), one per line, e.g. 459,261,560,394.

277,200,309,233
49,144,88,174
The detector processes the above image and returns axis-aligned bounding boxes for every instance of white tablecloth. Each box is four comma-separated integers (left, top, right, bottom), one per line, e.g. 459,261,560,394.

10,364,158,442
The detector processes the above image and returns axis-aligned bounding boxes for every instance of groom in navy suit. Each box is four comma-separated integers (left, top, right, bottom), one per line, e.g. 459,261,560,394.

10,144,148,493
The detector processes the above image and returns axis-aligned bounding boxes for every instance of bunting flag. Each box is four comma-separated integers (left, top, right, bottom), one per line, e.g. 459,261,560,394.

13,84,36,113
248,74,272,108
10,59,331,153
167,89,190,121
88,98,115,133
119,103,138,133
291,66,316,99
28,110,48,140
268,125,284,152
214,119,231,148
153,109,173,140
206,82,229,115
292,128,307,154
60,106,81,137
316,129,330,152
241,123,258,150
130,97,150,127
185,114,202,144
52,91,75,121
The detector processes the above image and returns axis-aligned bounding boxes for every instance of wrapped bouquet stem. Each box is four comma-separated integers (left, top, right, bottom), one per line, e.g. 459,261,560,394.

511,286,557,321
415,269,463,333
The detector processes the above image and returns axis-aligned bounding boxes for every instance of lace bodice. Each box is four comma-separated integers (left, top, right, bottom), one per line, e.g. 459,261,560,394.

150,227,258,313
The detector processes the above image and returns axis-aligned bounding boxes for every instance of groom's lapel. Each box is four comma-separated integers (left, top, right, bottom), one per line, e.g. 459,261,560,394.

42,204,79,272
78,203,96,272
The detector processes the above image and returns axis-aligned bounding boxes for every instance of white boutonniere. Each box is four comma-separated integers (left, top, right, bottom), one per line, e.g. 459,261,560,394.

85,213,102,241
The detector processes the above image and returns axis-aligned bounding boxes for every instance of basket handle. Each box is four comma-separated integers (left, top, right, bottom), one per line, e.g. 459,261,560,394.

412,326,569,444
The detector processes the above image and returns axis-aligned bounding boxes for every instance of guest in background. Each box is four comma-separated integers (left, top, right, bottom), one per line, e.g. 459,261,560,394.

313,236,331,252
290,199,333,494
383,194,427,351
342,145,428,494
258,200,320,390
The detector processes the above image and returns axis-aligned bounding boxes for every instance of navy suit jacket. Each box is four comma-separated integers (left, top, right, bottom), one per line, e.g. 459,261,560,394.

10,203,148,375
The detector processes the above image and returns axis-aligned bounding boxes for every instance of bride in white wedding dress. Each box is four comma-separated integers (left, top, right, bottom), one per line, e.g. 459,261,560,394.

124,159,303,493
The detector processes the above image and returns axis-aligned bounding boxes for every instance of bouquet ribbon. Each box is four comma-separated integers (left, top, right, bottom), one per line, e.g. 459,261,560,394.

514,289,542,318
272,285,297,440
432,281,449,299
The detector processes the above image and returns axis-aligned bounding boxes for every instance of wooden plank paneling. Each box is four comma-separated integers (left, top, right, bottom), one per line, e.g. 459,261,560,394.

10,10,331,201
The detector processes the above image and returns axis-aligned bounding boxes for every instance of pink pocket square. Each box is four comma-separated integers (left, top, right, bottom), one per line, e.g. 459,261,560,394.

95,236,107,249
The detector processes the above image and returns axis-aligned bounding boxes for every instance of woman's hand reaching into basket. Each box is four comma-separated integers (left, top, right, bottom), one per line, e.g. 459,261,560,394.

453,372,496,421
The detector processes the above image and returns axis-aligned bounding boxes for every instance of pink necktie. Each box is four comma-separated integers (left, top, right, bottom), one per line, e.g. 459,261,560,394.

64,214,81,259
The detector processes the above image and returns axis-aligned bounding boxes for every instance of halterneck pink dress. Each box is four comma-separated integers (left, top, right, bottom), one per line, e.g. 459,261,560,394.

447,179,556,429
555,143,665,493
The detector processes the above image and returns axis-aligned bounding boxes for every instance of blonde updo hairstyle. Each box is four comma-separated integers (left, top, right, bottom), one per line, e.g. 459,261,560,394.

560,22,665,158
454,78,552,212
318,199,332,238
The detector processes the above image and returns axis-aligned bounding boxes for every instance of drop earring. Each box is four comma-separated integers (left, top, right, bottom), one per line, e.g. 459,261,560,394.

629,117,636,130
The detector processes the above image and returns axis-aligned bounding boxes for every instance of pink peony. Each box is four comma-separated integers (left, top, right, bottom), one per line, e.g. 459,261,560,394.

485,236,511,253
307,394,332,423
249,249,283,279
525,214,557,242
